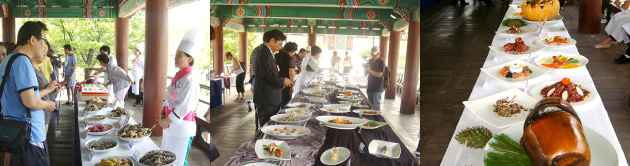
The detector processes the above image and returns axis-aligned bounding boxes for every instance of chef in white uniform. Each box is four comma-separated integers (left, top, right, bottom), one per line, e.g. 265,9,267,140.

131,43,145,107
99,46,117,102
293,46,324,96
158,28,203,166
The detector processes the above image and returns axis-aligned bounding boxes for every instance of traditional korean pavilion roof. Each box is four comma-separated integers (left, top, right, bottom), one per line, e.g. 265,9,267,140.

0,0,199,18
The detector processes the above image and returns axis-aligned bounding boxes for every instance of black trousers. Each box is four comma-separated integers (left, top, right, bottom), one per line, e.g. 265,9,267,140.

236,73,246,93
135,79,143,104
11,140,50,166
279,87,292,108
255,104,279,129
608,34,630,55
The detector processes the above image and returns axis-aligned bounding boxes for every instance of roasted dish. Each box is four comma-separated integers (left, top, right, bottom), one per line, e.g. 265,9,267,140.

328,118,352,124
540,78,590,103
262,143,283,158
507,25,522,34
83,102,100,112
493,96,530,117
116,123,151,138
107,107,131,118
545,36,569,45
500,64,532,80
503,37,530,54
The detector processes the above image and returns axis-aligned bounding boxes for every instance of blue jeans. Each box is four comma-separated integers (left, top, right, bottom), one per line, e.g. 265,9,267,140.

367,92,382,111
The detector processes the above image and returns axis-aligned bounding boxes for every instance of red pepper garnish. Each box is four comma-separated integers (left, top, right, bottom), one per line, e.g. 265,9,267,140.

561,78,571,85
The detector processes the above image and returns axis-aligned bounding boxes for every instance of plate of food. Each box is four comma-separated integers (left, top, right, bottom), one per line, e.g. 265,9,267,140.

482,122,618,166
255,139,291,161
361,121,387,129
501,18,527,28
270,113,311,124
534,52,588,70
303,89,328,97
284,108,311,114
116,123,152,142
106,107,134,119
86,97,107,107
243,163,278,166
261,125,311,139
320,146,350,166
83,103,102,114
86,124,114,136
529,78,598,107
305,96,328,104
489,37,546,57
353,109,380,115
139,150,176,166
462,87,537,128
322,104,351,110
83,115,106,125
286,102,313,108
85,137,119,153
351,102,371,109
319,107,351,114
338,89,359,94
480,59,552,84
522,15,564,24
95,156,135,166
368,140,401,159
316,116,367,130
495,25,535,36
534,36,577,48
338,95,363,101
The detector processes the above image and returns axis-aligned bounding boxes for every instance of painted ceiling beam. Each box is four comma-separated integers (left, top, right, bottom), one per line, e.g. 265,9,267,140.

119,0,200,18
213,5,387,21
244,18,383,29
210,0,418,9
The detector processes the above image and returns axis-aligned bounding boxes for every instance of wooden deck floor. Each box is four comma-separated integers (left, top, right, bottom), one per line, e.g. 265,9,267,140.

420,0,630,165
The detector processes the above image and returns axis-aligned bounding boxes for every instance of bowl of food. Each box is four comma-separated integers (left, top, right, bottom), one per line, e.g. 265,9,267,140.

116,123,152,142
86,97,107,107
139,150,176,166
107,107,134,119
85,137,119,153
83,115,106,125
95,157,135,166
284,108,311,114
262,125,311,139
316,116,367,130
86,124,114,136
270,113,311,124
83,103,102,115
255,139,291,160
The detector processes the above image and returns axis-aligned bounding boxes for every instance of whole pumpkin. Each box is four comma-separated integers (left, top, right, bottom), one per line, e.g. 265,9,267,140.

521,0,560,21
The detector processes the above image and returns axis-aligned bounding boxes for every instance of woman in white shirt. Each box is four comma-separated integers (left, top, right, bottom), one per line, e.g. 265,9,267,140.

293,46,325,96
131,43,145,107
225,52,245,101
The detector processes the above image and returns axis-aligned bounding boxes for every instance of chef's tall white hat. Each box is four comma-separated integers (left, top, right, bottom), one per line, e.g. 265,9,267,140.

177,28,204,57
136,42,145,54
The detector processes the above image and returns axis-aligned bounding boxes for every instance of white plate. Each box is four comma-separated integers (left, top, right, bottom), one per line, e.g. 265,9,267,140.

83,115,106,124
85,137,119,153
338,96,363,101
462,88,537,128
285,102,313,108
284,108,311,114
522,15,564,25
243,163,278,166
270,113,311,124
116,129,152,142
261,125,312,139
488,44,546,57
106,109,135,119
361,121,387,129
352,103,371,109
480,59,552,84
303,89,328,97
316,116,367,130
94,156,136,166
353,109,381,116
338,89,359,94
368,140,401,159
533,52,589,70
322,104,351,110
86,124,114,136
495,25,536,36
319,107,351,114
482,122,619,166
138,150,177,166
534,36,577,48
529,80,598,107
305,96,328,104
320,147,350,166
254,139,291,161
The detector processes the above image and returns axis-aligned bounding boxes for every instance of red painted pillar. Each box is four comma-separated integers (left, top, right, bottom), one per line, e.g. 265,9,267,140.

239,32,248,70
2,7,14,43
578,0,601,34
213,25,224,75
401,20,420,114
308,27,317,46
115,17,129,71
144,0,168,136
379,36,389,64
384,31,400,99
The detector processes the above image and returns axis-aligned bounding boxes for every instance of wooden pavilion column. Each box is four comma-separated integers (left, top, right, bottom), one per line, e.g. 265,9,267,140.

115,17,129,71
401,20,420,114
2,7,15,43
578,0,601,34
212,25,224,75
144,0,168,136
308,27,317,46
239,32,247,70
384,31,400,99
379,36,389,64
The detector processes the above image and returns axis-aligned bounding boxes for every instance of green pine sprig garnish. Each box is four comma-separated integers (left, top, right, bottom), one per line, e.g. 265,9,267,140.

484,134,532,166
454,126,493,149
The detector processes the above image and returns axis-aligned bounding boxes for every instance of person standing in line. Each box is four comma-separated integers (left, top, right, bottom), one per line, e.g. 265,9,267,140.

292,48,306,74
158,28,204,166
330,51,341,73
131,43,145,107
33,41,60,135
365,46,385,111
343,51,353,74
62,44,77,105
275,42,298,108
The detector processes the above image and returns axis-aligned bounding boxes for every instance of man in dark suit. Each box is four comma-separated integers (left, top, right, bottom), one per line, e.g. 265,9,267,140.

253,29,293,129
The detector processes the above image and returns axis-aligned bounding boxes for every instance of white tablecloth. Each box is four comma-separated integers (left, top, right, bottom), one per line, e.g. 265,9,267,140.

78,103,161,165
440,3,628,166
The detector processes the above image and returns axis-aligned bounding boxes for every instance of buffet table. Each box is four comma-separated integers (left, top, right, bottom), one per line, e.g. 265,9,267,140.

76,103,161,165
225,75,419,166
440,2,628,165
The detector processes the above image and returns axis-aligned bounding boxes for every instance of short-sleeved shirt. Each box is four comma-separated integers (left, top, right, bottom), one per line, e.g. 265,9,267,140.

275,51,295,78
291,54,303,72
366,58,385,93
37,57,53,82
63,54,77,76
249,44,263,77
34,67,51,101
0,53,46,143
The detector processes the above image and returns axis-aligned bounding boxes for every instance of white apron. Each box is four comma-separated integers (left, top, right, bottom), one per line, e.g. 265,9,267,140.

131,56,145,95
606,10,630,43
161,72,200,166
293,55,319,96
